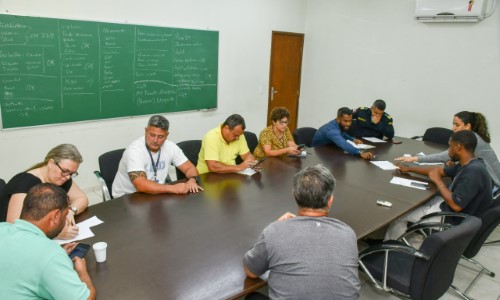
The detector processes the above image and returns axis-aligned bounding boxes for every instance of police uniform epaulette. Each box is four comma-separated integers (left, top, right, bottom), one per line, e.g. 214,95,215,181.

384,113,392,120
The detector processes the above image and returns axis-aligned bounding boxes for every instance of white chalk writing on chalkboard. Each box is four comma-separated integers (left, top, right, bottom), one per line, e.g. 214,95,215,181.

0,14,218,128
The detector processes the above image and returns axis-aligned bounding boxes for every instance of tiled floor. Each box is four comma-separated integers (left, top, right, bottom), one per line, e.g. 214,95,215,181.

87,166,500,299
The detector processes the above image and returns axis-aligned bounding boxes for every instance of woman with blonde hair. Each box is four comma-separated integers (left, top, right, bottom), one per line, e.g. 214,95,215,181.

253,107,301,160
0,144,88,239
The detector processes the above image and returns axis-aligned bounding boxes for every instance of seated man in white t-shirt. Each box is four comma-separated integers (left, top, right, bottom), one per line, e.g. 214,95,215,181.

112,115,202,198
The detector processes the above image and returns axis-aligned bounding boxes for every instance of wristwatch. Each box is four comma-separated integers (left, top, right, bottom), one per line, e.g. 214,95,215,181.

69,206,78,215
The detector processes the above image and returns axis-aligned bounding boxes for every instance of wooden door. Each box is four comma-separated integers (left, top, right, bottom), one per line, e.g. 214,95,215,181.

267,32,304,133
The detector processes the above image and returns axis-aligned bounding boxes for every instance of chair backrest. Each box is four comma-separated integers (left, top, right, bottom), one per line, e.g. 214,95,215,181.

410,216,482,300
0,178,6,195
463,201,500,258
235,131,259,165
293,127,317,147
422,127,453,145
98,148,125,198
176,140,202,180
244,131,258,154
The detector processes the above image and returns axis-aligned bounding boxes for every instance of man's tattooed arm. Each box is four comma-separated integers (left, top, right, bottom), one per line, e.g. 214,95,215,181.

129,171,147,182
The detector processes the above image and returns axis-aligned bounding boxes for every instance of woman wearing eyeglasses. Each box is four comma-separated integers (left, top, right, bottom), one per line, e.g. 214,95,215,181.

0,144,88,239
253,107,301,160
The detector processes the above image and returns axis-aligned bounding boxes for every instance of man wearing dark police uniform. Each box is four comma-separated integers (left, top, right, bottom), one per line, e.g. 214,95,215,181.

349,99,394,139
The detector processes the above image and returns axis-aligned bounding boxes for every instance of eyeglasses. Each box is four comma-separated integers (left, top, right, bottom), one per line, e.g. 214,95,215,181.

54,161,79,178
278,120,289,125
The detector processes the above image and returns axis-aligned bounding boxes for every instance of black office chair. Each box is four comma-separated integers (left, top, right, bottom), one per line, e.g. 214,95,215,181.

94,148,125,201
411,127,453,145
407,202,500,297
359,216,482,300
236,131,259,165
0,178,6,194
244,131,258,153
293,127,317,147
175,140,202,180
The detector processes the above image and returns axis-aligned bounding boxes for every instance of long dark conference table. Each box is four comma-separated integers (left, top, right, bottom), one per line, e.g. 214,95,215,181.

77,137,446,299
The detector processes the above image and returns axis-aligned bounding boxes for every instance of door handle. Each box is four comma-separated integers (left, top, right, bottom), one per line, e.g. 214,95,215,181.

270,86,278,101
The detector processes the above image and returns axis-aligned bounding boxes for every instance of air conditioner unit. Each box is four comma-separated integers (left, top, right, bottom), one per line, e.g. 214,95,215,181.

415,0,488,22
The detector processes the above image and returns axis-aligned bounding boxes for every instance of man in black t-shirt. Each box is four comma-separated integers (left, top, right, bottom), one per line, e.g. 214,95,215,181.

385,130,492,240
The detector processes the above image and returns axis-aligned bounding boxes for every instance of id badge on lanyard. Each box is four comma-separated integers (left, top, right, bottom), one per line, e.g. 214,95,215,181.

146,144,161,183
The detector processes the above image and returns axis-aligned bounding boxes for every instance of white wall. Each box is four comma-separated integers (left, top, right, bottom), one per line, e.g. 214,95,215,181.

0,0,306,192
300,0,500,152
2,0,500,195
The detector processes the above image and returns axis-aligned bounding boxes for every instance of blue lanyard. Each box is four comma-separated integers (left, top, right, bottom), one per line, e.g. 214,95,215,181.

146,144,161,182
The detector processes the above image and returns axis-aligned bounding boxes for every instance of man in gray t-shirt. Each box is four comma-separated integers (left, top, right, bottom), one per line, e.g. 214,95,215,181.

243,165,360,300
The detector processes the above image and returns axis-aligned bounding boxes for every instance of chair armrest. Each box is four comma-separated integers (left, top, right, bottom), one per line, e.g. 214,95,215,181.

406,221,453,233
493,188,500,200
411,135,423,140
94,171,111,201
359,242,429,260
359,242,429,291
418,211,468,224
398,222,453,245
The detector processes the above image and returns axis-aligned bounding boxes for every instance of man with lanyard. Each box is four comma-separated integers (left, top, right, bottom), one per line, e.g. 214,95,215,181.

112,115,202,197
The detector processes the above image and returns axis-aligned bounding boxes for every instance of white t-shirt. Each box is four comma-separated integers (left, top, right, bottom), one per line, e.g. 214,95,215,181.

112,137,188,197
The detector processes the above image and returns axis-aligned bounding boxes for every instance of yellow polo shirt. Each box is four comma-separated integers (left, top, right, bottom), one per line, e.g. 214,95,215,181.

197,125,250,174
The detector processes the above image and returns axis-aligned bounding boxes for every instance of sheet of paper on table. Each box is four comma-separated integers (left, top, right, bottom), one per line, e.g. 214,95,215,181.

370,160,399,170
237,168,258,176
363,137,386,143
289,150,307,158
54,216,104,245
390,176,429,190
347,140,375,150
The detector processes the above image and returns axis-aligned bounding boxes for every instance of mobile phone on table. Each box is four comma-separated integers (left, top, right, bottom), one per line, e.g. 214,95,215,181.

252,158,266,169
69,243,91,259
297,144,306,151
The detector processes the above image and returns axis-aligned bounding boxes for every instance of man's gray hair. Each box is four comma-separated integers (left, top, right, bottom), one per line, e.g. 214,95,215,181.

222,114,246,130
148,115,169,131
292,164,336,209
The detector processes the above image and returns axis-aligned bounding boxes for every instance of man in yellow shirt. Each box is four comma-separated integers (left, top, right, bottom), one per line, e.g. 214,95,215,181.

197,114,258,174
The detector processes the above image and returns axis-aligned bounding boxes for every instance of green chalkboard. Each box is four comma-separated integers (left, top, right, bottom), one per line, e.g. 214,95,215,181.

0,14,218,129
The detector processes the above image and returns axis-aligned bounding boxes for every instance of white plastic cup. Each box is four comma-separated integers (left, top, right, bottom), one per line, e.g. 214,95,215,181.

93,242,108,263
